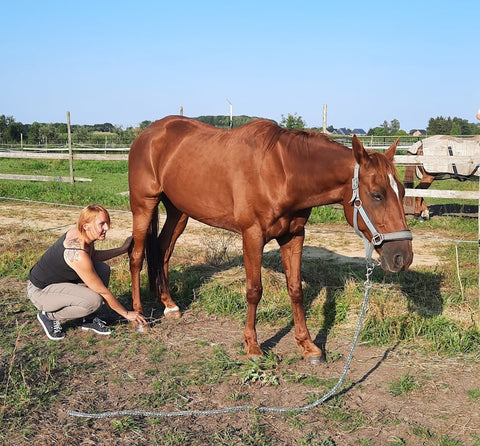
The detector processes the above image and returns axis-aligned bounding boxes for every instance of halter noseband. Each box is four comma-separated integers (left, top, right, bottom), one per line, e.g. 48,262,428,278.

349,163,412,260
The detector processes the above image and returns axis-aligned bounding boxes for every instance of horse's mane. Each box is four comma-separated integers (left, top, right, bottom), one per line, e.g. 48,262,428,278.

236,119,345,155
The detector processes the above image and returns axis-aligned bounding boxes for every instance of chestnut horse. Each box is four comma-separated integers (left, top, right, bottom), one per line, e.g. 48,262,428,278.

128,116,413,363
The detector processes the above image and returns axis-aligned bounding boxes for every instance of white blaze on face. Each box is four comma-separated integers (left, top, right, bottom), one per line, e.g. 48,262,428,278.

388,173,399,199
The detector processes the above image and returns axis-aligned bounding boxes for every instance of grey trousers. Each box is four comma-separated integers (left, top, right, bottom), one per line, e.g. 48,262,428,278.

27,262,110,323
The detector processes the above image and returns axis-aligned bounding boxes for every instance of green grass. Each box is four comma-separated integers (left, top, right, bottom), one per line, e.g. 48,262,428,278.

1,158,480,444
387,372,421,396
0,159,130,208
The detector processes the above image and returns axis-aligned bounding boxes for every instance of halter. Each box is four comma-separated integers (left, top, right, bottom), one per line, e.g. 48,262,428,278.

349,163,412,261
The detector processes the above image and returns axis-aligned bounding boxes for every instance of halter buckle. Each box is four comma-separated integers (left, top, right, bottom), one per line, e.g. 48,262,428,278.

371,233,384,246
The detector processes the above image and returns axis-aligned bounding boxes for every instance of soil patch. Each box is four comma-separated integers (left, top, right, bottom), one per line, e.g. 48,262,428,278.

2,201,478,445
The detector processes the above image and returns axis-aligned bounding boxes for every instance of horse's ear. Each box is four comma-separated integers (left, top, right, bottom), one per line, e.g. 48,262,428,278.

384,138,400,161
352,134,368,165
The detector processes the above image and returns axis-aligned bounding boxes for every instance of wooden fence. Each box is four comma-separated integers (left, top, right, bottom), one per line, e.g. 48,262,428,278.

1,147,479,303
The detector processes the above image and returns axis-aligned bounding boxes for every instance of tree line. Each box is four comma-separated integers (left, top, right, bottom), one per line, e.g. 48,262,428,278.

1,113,479,146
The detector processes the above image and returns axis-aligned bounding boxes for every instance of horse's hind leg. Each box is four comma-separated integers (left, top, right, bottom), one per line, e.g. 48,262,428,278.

130,196,160,316
156,198,189,319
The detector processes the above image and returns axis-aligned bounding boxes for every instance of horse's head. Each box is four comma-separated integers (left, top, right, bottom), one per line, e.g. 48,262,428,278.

343,135,413,272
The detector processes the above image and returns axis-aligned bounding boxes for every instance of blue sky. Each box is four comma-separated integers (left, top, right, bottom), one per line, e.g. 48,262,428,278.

1,0,478,131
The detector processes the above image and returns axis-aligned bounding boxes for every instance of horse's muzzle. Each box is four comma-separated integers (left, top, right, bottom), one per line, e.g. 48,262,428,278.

378,240,413,272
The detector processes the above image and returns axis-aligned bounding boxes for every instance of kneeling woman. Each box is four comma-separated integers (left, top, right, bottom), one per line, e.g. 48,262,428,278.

27,204,146,340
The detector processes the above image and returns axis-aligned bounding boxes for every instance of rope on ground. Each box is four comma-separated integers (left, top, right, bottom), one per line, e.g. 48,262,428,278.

67,264,375,419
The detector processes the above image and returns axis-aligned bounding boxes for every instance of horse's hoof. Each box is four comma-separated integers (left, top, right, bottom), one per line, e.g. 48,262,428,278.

306,355,325,365
163,305,181,319
246,353,264,362
164,310,181,319
246,347,264,359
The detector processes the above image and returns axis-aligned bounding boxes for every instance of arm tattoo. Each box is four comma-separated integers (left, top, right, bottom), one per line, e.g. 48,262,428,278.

64,249,81,263
64,237,84,263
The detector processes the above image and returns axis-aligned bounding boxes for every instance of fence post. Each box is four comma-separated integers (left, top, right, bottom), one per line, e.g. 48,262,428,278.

66,111,74,185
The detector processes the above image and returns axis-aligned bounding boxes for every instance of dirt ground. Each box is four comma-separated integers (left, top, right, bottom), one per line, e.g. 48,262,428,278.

2,201,480,445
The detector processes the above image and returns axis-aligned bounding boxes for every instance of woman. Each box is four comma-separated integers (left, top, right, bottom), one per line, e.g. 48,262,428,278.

27,204,146,340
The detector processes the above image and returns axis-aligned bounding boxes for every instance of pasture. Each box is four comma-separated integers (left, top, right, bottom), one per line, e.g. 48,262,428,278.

0,157,479,445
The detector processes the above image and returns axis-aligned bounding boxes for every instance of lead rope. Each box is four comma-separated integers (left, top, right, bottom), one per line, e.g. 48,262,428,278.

67,259,375,419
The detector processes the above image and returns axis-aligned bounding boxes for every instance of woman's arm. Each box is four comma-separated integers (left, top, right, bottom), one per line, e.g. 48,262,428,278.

92,235,133,262
65,248,146,325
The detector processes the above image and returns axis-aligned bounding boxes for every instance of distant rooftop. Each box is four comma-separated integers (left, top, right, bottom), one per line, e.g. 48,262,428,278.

328,127,366,136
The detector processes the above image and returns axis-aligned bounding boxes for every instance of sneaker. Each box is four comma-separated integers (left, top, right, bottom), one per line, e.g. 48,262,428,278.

37,311,65,341
82,317,111,335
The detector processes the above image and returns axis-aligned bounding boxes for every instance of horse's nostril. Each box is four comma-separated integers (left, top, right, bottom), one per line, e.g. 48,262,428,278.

394,254,405,270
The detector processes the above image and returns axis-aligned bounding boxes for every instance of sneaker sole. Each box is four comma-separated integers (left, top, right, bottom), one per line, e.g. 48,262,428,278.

37,313,65,341
81,326,111,335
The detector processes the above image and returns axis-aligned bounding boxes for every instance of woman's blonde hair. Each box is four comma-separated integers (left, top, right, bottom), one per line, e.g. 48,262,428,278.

77,204,111,234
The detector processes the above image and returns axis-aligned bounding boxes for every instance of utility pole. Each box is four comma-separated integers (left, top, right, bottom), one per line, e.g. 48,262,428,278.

227,99,233,129
66,111,74,185
322,104,327,133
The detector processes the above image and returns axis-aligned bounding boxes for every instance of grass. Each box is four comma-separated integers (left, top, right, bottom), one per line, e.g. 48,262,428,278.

1,159,480,444
387,372,421,396
0,159,130,208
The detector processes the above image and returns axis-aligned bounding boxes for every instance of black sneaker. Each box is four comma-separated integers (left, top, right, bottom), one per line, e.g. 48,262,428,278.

37,311,65,341
82,317,111,335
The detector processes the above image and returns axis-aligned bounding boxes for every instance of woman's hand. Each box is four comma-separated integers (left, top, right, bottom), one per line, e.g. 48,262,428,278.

125,310,147,326
121,235,134,255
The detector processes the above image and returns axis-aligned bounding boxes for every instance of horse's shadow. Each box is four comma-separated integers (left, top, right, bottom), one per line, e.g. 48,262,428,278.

123,244,443,358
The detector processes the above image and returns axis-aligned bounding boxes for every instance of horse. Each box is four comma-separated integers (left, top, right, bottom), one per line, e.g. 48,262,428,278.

404,135,480,219
128,116,413,364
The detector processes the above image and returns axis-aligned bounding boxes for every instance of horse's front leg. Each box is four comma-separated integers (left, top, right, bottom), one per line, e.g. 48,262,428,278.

278,232,323,364
415,174,434,220
241,229,265,358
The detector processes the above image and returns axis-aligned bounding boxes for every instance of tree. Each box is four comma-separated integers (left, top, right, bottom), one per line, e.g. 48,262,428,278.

427,116,480,135
450,121,460,135
390,119,400,135
139,120,152,130
27,122,41,144
368,118,402,136
280,113,306,129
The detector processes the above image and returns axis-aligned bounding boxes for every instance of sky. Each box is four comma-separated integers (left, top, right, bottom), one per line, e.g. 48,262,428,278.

1,0,479,132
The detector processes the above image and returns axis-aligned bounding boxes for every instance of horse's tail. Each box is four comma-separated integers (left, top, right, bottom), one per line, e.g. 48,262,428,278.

146,205,160,297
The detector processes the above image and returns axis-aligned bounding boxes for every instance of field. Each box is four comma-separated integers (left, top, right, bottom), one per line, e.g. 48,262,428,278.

1,158,480,445
1,198,479,445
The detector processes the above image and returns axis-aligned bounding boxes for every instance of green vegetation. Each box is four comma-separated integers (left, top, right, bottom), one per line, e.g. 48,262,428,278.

1,113,479,150
1,157,479,445
387,372,421,396
0,159,130,208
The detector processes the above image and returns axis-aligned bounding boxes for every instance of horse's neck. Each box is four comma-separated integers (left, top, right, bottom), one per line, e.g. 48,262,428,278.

281,140,354,208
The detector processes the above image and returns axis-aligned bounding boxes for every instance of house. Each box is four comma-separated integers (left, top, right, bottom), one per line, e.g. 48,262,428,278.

328,127,366,136
410,129,427,137
352,128,367,135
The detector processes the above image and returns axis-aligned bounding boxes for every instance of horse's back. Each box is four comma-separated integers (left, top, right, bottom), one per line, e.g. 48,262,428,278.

128,116,286,230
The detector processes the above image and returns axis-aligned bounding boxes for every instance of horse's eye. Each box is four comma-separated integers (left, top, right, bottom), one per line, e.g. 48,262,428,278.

371,192,383,201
